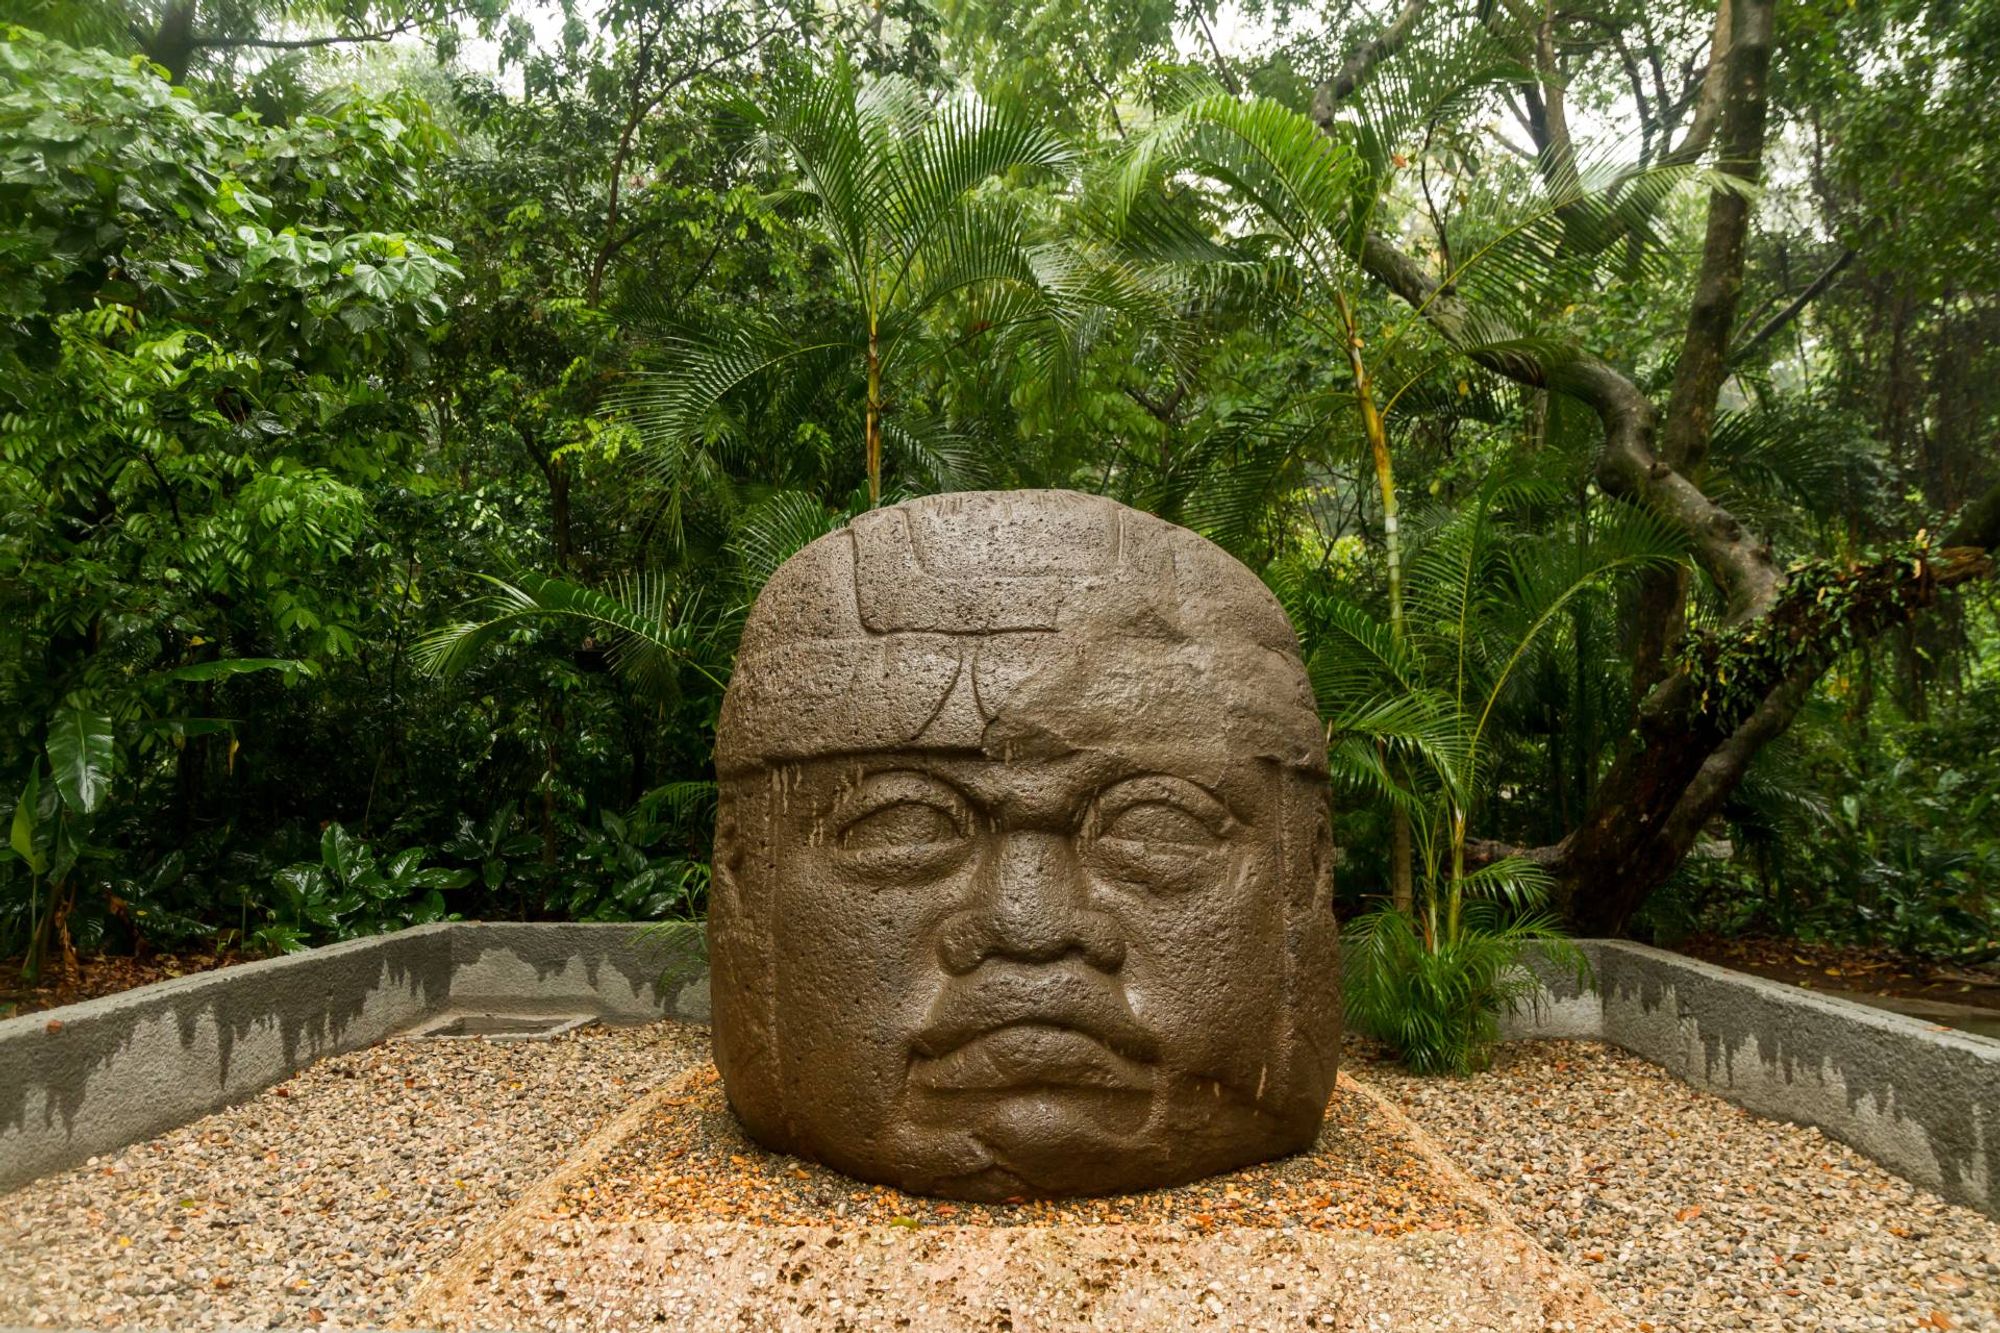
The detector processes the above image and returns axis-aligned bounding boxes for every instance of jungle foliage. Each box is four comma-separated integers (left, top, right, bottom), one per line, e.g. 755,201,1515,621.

2,0,1996,1028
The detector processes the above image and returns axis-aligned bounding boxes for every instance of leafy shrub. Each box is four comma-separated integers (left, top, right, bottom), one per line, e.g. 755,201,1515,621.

269,824,470,948
1343,861,1590,1074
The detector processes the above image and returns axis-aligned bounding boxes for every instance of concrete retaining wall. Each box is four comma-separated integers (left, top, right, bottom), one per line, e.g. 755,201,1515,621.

1505,940,1998,1218
4,928,1993,1219
448,921,706,1022
0,925,453,1191
0,920,707,1191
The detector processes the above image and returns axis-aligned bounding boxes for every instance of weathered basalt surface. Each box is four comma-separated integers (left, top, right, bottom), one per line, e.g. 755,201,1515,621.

709,490,1341,1199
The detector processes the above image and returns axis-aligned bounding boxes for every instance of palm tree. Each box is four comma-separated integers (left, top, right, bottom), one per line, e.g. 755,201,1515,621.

615,53,1106,509
1294,468,1684,1071
419,58,1153,759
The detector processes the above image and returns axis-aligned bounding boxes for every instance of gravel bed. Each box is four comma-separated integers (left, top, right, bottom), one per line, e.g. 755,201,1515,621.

552,1066,1486,1234
8,1020,1993,1332
0,1021,706,1331
1357,1038,2000,1332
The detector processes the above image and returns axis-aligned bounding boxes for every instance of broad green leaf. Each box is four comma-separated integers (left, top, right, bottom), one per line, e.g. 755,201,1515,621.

322,823,372,887
47,707,115,815
273,865,324,907
151,658,314,684
382,847,427,884
11,764,45,876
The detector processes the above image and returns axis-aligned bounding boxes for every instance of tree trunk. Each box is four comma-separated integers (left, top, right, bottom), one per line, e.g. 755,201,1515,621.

143,0,199,82
866,328,883,505
1319,0,2000,935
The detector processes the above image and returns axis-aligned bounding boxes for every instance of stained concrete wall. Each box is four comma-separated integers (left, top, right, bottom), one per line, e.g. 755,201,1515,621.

447,921,707,1021
0,924,453,1191
1498,941,1604,1041
0,920,709,1192
1505,940,1998,1218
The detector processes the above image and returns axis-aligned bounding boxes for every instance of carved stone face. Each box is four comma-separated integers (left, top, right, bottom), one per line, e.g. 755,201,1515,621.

710,491,1338,1199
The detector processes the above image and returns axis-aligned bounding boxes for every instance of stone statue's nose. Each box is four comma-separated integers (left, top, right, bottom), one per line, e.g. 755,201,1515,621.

935,830,1125,975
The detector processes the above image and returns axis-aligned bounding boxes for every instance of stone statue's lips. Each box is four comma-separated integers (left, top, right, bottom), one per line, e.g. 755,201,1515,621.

909,1024,1154,1092
909,984,1159,1093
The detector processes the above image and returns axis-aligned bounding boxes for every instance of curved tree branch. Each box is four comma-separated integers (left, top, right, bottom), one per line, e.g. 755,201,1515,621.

1356,232,1785,619
1663,0,1734,164
1727,246,1856,368
1945,476,2000,549
1310,0,1431,127
190,20,423,52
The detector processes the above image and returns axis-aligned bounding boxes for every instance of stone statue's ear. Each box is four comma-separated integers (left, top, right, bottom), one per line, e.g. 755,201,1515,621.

707,780,789,1142
1277,769,1342,1114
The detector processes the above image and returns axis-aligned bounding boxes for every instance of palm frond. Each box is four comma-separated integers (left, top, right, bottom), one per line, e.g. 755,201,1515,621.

636,779,720,830
416,572,720,693
1118,90,1363,294
881,415,991,493
614,319,859,452
881,89,1075,305
728,491,846,595
1304,598,1421,703
1435,155,1709,331
1332,22,1533,196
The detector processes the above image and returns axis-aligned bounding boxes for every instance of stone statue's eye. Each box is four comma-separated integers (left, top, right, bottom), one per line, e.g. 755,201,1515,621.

1098,800,1219,847
1083,777,1234,894
839,800,961,851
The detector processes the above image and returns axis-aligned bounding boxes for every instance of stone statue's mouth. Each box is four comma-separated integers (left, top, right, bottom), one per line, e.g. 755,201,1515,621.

907,1022,1155,1093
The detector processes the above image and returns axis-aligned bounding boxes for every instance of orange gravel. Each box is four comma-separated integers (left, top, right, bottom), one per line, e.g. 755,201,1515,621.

548,1065,1486,1236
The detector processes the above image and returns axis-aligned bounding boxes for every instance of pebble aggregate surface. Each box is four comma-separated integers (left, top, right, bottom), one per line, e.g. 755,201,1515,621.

0,1024,1995,1331
1358,1039,2000,1333
405,1066,1598,1332
0,1022,706,1331
546,1064,1488,1233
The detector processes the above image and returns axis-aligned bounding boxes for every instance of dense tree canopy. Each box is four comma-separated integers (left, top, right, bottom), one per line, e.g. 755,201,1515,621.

2,0,1995,984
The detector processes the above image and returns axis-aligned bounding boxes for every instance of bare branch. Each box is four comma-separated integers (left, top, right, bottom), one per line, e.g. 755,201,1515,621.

1310,0,1430,125
1192,7,1242,95
1080,61,1126,139
1482,123,1540,160
191,18,425,52
1663,0,1733,163
1727,247,1856,367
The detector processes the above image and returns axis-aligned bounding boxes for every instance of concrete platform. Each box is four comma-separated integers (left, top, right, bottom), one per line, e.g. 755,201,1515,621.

398,1072,1618,1332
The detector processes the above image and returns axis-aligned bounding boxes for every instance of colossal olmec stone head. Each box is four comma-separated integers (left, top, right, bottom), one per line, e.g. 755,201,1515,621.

709,490,1339,1200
